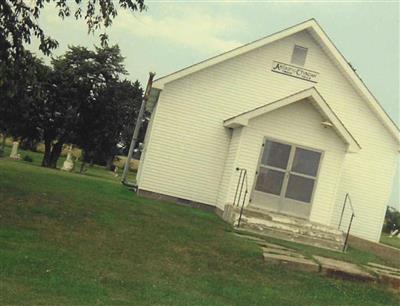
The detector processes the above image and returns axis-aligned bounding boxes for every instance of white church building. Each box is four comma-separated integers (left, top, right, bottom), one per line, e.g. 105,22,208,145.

136,19,399,249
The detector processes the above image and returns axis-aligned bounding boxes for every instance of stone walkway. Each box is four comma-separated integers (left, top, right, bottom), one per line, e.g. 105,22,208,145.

234,232,400,292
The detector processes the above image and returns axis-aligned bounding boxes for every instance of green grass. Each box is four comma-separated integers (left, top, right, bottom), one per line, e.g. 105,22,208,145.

2,145,137,184
0,156,399,305
380,233,400,250
243,232,400,269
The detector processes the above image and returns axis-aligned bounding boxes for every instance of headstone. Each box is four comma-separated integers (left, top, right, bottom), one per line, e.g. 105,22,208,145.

61,146,74,172
9,141,20,159
389,229,399,237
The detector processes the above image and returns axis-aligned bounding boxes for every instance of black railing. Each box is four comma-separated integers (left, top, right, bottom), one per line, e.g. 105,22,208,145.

233,167,248,227
338,193,356,252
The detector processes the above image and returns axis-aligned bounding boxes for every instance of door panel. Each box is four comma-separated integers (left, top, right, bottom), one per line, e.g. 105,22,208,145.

251,139,322,219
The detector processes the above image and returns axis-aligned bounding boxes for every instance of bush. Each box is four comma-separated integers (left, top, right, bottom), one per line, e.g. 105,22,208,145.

383,206,400,233
23,155,33,162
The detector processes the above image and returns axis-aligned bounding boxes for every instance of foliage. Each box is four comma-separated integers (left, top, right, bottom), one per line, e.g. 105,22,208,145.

0,45,143,169
0,0,145,61
382,206,400,233
47,45,143,171
1,0,147,170
0,50,50,143
90,79,144,168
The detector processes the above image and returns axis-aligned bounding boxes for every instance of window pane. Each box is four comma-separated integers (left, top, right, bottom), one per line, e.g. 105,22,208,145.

285,174,315,203
255,168,285,196
261,141,291,170
291,148,321,177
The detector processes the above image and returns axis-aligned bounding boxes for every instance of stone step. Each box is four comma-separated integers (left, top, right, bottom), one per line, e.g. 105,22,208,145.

236,224,344,252
314,256,375,282
263,252,320,273
243,206,343,236
238,214,344,243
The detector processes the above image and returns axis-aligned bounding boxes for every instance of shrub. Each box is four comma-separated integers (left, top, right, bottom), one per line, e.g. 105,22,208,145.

23,155,33,162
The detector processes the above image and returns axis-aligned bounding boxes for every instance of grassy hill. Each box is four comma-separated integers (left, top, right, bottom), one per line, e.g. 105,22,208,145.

0,155,399,305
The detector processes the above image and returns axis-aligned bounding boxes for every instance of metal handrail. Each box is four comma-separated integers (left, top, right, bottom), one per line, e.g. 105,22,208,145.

338,193,356,252
234,167,248,227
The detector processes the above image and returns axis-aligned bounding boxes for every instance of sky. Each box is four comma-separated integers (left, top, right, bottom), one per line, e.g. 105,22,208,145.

30,1,399,209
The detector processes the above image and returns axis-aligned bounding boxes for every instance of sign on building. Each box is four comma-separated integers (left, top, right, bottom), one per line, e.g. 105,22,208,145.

271,61,319,83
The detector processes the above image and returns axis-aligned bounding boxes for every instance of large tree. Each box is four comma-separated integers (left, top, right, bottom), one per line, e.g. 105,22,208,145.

92,79,143,170
38,46,100,168
73,46,143,171
0,50,50,154
37,45,143,169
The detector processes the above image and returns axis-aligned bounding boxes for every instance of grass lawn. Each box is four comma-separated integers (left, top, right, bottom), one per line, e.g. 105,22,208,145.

1,145,137,184
0,154,399,305
380,233,400,250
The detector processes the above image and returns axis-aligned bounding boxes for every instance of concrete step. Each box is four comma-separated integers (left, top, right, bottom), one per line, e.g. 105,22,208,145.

314,256,375,282
243,206,343,236
238,214,344,243
236,223,344,252
225,204,345,251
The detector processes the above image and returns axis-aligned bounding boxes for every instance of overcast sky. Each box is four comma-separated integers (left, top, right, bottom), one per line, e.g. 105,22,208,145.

30,1,399,209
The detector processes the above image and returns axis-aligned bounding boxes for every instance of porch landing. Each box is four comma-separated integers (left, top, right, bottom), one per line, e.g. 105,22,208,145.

223,205,345,252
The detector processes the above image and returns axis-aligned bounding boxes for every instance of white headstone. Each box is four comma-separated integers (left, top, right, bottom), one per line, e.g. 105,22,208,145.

61,148,75,172
390,229,399,237
9,141,19,159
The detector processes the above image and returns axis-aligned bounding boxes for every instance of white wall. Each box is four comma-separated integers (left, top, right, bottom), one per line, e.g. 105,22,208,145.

224,100,346,225
217,127,242,208
138,29,398,241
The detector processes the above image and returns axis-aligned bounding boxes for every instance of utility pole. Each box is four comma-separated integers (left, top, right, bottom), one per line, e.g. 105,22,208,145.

121,72,155,186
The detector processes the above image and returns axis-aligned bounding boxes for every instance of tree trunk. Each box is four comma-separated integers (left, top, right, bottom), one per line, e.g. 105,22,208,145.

49,141,63,168
105,155,114,171
79,161,87,173
0,133,6,156
42,138,52,167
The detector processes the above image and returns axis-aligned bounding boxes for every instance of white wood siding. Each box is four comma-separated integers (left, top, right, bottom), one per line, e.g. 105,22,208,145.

138,30,398,241
136,101,159,185
216,127,243,209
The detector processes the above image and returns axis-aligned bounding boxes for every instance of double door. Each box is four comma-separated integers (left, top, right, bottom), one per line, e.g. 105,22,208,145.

252,139,322,219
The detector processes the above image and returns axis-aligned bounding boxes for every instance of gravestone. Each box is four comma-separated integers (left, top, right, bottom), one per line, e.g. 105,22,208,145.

61,146,75,172
9,141,20,159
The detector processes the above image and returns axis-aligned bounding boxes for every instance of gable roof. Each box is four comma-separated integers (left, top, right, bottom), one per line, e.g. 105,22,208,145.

223,87,361,153
151,19,399,144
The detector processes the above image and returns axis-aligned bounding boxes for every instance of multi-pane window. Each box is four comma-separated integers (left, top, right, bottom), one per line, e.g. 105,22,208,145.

255,140,322,204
